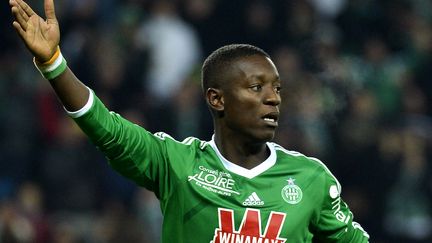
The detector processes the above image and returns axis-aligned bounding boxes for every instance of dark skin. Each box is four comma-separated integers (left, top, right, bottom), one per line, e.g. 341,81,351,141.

10,0,281,170
207,55,281,168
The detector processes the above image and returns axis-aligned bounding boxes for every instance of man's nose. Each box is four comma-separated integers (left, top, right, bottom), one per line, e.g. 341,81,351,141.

264,87,281,106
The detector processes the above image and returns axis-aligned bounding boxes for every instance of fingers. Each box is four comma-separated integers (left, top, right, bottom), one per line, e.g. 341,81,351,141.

44,0,57,22
12,21,26,38
11,5,28,31
10,0,33,31
10,1,29,21
14,0,36,18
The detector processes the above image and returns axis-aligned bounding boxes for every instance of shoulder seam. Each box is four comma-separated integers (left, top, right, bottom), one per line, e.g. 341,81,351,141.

153,132,204,146
273,144,341,190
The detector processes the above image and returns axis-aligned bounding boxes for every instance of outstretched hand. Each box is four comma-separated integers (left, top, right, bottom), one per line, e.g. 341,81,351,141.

10,0,60,62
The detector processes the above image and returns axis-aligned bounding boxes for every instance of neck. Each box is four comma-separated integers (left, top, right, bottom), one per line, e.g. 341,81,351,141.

213,131,269,170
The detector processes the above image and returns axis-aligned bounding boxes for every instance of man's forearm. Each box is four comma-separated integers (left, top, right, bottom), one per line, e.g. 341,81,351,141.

49,67,90,112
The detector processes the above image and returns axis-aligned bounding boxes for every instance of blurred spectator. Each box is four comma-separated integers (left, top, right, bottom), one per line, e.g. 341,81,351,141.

0,200,35,243
134,188,163,243
173,69,204,140
16,182,50,243
135,0,202,134
283,0,316,45
37,117,103,212
91,201,146,243
384,124,432,242
135,0,201,103
181,0,219,54
0,182,50,243
309,0,347,19
360,37,406,120
242,0,277,51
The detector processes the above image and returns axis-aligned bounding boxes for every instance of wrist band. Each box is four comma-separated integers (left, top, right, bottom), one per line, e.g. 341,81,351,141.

33,46,67,80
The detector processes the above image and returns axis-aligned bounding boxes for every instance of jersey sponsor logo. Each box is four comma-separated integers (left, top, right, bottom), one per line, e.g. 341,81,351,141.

243,192,264,206
328,184,351,224
188,166,240,196
331,195,351,224
212,208,287,243
331,187,370,238
281,178,302,205
329,185,339,199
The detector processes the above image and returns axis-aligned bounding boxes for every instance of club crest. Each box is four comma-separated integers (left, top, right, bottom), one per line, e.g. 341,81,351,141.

281,178,302,204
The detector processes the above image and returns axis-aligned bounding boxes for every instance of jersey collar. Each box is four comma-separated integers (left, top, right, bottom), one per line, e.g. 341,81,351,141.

209,136,277,179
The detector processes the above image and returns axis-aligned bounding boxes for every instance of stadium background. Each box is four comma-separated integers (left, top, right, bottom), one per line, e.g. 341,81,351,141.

1,0,431,242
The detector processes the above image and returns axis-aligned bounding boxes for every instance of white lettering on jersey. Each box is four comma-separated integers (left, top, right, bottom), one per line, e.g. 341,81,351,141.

331,196,350,224
188,166,240,196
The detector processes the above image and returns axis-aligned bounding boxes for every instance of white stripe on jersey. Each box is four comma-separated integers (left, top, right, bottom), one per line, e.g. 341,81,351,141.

272,143,342,191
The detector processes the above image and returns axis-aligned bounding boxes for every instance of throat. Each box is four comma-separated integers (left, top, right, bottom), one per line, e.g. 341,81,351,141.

218,141,270,169
237,157,266,170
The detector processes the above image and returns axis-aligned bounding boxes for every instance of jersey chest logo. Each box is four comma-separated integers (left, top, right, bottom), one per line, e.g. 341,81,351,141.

212,208,287,243
188,166,240,196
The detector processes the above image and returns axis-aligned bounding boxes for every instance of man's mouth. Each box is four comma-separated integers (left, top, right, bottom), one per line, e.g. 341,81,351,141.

263,117,276,122
262,112,279,127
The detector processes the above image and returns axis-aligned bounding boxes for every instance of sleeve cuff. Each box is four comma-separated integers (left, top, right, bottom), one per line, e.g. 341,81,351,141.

65,86,94,118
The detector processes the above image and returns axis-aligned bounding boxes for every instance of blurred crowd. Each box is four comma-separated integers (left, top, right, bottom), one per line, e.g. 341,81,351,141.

1,0,432,242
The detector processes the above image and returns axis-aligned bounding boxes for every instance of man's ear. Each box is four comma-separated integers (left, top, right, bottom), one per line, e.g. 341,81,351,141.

206,88,224,112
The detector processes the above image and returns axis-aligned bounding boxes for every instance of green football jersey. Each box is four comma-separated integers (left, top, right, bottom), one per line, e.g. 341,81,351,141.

72,91,369,243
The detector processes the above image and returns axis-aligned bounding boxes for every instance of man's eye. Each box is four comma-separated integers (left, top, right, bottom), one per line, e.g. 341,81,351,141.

251,85,262,91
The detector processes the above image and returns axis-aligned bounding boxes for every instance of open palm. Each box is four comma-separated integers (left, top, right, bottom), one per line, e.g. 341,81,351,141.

10,0,60,62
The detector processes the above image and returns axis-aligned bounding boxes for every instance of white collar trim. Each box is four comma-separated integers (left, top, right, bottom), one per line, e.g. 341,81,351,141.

209,136,277,179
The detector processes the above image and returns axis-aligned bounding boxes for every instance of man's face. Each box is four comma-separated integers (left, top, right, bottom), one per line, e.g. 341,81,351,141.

221,54,281,143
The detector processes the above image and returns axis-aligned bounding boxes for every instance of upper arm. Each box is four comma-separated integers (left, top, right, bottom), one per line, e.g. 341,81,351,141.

72,94,186,199
73,97,159,176
312,168,370,242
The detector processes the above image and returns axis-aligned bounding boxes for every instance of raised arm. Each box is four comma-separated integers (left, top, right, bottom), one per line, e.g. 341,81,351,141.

10,0,88,111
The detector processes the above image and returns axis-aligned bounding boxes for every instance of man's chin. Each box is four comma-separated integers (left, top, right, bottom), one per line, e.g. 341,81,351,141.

254,131,276,143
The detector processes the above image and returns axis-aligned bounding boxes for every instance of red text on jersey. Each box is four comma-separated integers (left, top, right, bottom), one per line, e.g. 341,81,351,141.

212,208,287,243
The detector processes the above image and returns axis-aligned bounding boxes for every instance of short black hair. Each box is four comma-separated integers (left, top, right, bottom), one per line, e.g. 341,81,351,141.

201,44,270,94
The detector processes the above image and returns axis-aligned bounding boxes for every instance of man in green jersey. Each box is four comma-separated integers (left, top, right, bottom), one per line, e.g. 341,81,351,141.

10,0,369,242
